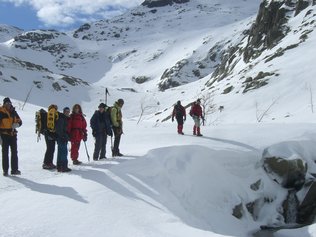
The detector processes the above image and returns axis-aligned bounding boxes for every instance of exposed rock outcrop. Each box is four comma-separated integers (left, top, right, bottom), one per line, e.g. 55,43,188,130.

142,0,189,8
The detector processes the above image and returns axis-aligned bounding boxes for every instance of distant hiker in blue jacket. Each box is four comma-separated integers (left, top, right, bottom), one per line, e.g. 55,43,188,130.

90,103,113,160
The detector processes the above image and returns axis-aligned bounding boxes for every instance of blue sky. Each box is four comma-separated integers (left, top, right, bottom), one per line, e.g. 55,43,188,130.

0,2,43,30
0,0,141,31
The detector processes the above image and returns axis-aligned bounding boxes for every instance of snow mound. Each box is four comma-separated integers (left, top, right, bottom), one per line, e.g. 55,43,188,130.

110,145,262,236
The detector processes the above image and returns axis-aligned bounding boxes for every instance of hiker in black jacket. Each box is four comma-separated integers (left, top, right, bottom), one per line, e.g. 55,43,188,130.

90,103,112,160
55,107,71,172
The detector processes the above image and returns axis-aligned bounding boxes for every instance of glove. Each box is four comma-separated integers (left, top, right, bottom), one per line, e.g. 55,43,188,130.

184,117,186,121
92,130,97,137
172,118,174,122
83,133,87,142
12,123,20,129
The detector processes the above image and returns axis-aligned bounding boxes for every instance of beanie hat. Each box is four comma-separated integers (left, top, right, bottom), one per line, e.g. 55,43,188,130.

117,99,124,105
98,103,106,109
63,107,70,112
3,97,11,104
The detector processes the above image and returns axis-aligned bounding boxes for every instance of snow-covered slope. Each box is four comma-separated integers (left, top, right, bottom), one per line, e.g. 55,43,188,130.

1,0,315,124
1,103,316,237
0,0,261,108
0,24,23,43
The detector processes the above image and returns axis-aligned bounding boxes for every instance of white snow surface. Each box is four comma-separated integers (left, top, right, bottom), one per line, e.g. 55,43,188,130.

1,102,316,237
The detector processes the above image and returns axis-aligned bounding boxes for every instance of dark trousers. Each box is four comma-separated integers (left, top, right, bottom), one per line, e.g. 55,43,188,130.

176,116,184,134
43,134,56,165
1,134,18,172
176,116,184,126
112,127,122,154
93,133,107,159
57,139,68,168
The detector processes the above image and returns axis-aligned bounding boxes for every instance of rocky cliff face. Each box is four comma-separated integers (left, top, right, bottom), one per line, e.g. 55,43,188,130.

204,0,316,94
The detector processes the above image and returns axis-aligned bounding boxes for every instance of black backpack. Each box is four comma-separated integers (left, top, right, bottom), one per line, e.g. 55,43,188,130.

174,105,183,117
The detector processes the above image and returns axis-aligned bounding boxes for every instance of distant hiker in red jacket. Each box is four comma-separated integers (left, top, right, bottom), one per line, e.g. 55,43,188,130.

68,104,87,165
190,99,203,136
172,100,186,135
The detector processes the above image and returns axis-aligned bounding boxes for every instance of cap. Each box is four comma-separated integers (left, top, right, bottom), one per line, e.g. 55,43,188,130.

98,103,106,109
177,100,181,105
3,97,12,105
196,99,201,103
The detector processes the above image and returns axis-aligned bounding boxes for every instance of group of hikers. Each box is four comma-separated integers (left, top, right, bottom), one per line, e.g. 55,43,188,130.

172,98,204,136
0,97,125,176
0,96,204,177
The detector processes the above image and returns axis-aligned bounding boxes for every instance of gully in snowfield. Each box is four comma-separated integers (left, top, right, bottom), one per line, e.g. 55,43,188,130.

172,100,186,135
0,97,22,176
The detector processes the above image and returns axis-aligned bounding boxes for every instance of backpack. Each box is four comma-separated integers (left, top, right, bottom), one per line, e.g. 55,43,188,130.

47,106,59,132
174,105,183,117
35,109,47,136
189,104,194,117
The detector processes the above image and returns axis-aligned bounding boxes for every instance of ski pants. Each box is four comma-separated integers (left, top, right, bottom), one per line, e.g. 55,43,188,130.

176,116,184,133
192,116,201,135
193,116,201,127
43,134,56,165
1,134,18,173
93,133,107,159
71,141,81,161
57,138,68,168
112,127,122,155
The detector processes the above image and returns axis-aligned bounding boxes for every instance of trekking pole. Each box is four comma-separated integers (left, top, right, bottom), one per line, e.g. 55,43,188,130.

111,135,114,157
84,141,90,162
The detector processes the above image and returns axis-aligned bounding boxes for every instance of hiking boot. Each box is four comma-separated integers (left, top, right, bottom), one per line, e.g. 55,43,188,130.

11,170,21,175
117,153,124,157
42,163,56,170
58,167,72,172
99,157,107,160
93,157,98,161
197,134,203,137
3,171,8,176
73,160,82,165
64,167,72,172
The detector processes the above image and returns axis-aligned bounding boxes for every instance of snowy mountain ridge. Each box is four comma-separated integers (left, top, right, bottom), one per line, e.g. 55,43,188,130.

0,0,315,123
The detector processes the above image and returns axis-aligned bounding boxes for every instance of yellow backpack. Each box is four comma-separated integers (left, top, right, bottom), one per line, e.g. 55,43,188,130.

47,105,58,132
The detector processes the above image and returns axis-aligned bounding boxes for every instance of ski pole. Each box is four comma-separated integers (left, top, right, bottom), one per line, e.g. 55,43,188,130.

84,141,90,162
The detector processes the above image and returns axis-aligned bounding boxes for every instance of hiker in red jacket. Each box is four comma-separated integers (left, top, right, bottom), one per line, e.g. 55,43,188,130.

172,100,186,135
68,104,87,165
189,99,203,136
